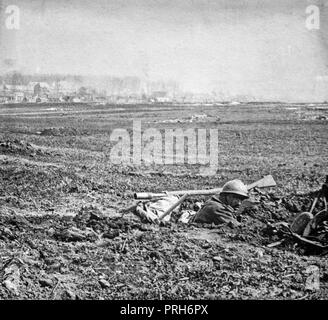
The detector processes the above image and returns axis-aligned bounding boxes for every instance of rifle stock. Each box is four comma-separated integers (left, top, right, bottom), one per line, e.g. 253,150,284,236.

134,175,276,200
246,174,276,190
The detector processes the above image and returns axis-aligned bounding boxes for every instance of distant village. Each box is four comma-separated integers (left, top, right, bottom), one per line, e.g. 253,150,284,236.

0,73,245,105
0,73,225,105
0,80,172,105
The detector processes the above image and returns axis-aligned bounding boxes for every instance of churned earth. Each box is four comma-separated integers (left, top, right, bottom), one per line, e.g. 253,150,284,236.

0,102,327,299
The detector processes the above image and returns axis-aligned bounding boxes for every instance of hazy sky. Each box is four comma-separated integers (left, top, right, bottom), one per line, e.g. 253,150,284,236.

1,0,328,101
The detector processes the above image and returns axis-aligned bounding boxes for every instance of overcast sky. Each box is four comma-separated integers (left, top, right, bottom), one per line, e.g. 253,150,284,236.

0,0,328,101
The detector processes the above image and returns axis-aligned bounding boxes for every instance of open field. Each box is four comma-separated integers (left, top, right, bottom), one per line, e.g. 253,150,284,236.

0,102,327,299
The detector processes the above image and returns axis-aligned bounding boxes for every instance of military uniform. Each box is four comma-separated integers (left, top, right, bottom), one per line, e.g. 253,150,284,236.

191,195,240,226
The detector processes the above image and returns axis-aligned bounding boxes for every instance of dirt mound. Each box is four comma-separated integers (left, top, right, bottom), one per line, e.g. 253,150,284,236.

0,139,47,157
39,127,87,136
206,191,328,254
0,206,327,300
0,164,102,210
178,190,324,246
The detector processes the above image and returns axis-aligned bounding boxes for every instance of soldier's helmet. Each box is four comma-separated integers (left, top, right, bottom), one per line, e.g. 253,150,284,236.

221,179,249,198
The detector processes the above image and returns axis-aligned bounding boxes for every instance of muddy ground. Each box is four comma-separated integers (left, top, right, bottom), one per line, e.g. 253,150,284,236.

0,102,327,300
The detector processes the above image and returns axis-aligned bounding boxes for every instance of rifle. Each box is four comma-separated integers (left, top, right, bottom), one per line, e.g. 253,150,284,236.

134,175,276,200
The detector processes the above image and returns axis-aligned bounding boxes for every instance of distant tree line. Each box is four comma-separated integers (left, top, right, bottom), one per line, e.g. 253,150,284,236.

0,72,181,96
0,72,83,85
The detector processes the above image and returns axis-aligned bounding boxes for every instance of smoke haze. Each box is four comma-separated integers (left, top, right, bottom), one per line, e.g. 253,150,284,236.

0,0,328,101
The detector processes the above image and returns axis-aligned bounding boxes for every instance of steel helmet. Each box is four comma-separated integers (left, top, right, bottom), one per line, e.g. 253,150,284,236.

221,179,249,198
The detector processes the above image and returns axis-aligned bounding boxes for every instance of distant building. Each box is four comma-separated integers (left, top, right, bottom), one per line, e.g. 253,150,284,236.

29,82,50,96
72,97,81,103
0,94,14,104
3,84,29,92
35,96,49,103
94,96,107,104
151,91,171,103
14,92,24,103
34,83,41,96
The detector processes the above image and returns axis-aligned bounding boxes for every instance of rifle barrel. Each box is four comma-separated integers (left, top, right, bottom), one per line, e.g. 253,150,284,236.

134,175,276,200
